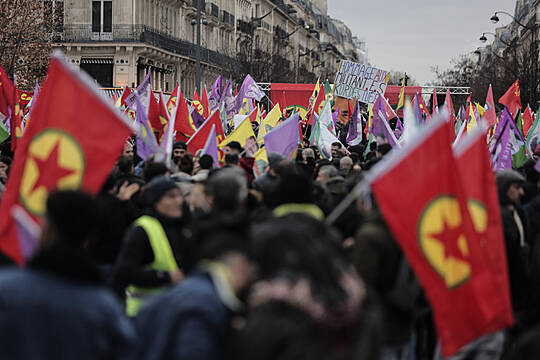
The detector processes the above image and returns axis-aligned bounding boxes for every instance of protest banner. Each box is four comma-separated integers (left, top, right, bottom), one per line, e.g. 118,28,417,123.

334,60,390,105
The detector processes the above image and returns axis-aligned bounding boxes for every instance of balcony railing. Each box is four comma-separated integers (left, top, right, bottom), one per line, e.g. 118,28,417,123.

270,0,289,16
62,24,241,70
208,3,219,18
221,11,235,27
237,19,254,34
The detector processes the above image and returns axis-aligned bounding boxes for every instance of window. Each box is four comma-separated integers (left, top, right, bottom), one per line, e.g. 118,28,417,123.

255,4,260,18
92,1,112,33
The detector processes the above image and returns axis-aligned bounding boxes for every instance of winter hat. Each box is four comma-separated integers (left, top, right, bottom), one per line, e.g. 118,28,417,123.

496,170,525,205
268,152,285,169
173,141,187,150
146,177,178,206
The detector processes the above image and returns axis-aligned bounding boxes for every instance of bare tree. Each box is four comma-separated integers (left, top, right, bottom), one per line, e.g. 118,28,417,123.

0,0,61,89
432,33,540,110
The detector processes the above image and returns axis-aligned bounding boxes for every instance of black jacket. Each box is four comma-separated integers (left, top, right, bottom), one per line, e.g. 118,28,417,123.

111,212,187,294
500,204,532,315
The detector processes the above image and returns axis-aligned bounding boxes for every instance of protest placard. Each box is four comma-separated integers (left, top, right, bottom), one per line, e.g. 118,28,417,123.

333,60,390,105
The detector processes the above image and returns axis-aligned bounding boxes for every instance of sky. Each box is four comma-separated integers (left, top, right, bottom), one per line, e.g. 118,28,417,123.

328,0,516,85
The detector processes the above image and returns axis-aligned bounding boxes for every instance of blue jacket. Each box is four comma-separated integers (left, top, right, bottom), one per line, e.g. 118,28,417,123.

0,245,136,359
135,270,237,360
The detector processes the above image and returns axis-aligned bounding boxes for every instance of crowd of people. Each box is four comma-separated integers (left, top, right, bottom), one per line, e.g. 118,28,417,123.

0,124,539,360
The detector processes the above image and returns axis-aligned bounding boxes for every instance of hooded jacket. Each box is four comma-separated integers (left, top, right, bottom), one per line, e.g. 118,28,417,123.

0,244,135,359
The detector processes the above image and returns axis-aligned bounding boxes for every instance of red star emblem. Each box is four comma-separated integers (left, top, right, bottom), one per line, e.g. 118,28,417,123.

29,141,75,194
428,218,468,262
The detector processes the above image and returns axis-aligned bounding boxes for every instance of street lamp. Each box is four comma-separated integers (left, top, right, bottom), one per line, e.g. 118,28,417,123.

194,0,202,94
279,23,310,40
479,32,513,47
490,11,533,30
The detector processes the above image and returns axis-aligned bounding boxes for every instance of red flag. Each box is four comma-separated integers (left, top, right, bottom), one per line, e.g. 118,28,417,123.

454,127,514,332
0,55,133,264
192,89,206,118
445,90,456,141
202,86,210,118
157,92,170,143
174,89,195,142
11,90,26,150
498,79,522,117
523,105,534,136
0,66,16,119
432,88,438,114
417,95,432,121
167,83,179,113
347,99,354,122
248,107,258,123
483,85,497,127
147,91,161,133
120,86,132,106
371,118,504,357
186,110,224,155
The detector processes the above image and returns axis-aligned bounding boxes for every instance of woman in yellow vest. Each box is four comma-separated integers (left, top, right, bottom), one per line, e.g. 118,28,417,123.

112,177,185,316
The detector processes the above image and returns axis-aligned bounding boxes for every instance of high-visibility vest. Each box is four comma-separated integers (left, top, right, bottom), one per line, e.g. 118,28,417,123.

125,216,179,317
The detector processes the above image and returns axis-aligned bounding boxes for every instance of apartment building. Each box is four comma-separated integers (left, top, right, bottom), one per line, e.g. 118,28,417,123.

55,0,368,93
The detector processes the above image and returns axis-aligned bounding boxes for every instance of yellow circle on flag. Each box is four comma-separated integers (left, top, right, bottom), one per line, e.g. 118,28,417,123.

20,129,85,216
418,196,471,289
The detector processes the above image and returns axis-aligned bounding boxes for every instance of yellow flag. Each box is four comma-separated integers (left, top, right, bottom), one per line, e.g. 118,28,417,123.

219,118,256,148
367,104,374,130
254,105,261,124
397,73,406,111
253,147,269,178
467,104,478,132
238,98,251,116
258,103,281,141
474,102,485,117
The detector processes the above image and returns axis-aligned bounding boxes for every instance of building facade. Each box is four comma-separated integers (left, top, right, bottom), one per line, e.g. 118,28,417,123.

55,0,368,95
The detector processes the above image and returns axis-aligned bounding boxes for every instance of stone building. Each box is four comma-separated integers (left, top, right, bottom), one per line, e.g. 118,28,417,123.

55,0,368,94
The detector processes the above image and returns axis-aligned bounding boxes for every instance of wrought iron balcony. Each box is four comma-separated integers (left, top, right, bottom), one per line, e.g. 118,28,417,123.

270,0,290,16
208,3,219,18
61,24,241,71
237,19,254,34
221,11,235,27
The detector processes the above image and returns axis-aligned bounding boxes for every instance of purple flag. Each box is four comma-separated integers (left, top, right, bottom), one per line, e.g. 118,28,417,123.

347,101,362,145
190,107,206,129
264,112,300,160
332,106,340,131
125,69,152,111
234,74,264,114
490,107,513,171
372,96,398,147
209,74,223,111
222,79,236,122
412,93,423,125
395,117,404,139
135,93,160,160
202,124,218,167
12,205,40,261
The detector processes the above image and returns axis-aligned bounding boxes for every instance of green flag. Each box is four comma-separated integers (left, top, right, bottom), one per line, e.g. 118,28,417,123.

0,121,9,144
526,106,540,154
324,80,335,107
512,111,527,169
